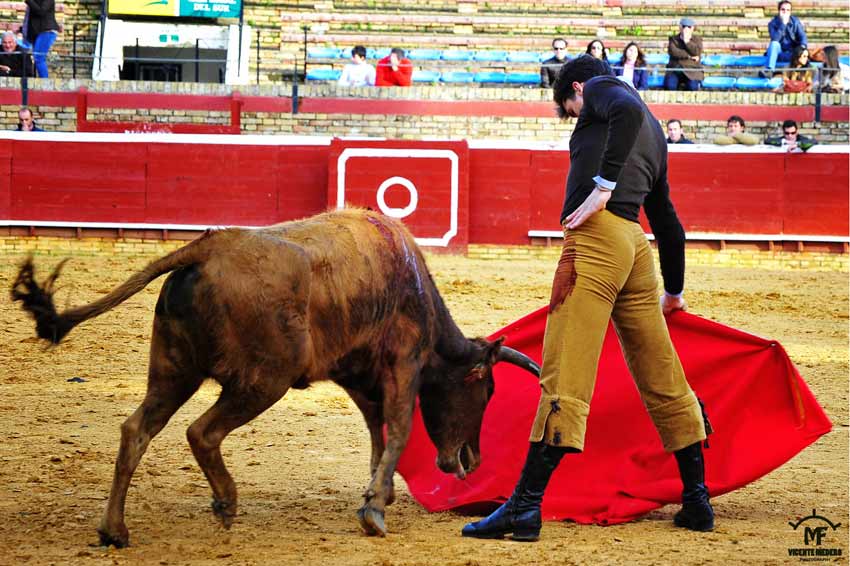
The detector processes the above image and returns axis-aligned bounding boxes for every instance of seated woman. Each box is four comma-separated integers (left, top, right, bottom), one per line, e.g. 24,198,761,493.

614,42,649,90
820,45,848,93
585,39,609,63
782,46,814,93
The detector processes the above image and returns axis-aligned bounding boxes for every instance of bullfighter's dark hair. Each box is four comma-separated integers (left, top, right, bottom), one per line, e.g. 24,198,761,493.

552,55,613,119
727,114,746,128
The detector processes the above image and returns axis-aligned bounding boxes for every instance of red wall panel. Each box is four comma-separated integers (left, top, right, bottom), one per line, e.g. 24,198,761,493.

468,148,534,245
327,139,470,250
782,154,849,236
0,140,11,219
276,146,330,222
10,141,147,222
145,144,280,226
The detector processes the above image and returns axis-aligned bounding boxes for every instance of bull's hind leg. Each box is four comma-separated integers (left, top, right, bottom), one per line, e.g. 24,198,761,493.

98,321,204,548
186,371,291,529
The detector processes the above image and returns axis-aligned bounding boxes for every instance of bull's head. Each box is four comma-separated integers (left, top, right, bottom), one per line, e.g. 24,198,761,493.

418,337,540,480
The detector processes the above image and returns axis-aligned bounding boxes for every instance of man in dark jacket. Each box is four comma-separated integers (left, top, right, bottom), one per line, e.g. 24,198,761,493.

664,17,703,91
666,119,694,144
765,1,807,74
15,107,44,131
461,55,713,542
540,38,568,88
0,31,34,77
23,0,59,78
764,119,817,152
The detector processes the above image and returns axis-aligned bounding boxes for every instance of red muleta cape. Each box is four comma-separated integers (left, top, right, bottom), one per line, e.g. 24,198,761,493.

396,308,832,525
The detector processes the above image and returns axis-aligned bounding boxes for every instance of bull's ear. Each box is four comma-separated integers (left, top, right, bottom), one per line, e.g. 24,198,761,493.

485,336,506,365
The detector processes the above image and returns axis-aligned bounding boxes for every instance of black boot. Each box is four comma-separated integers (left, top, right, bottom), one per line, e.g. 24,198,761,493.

461,442,567,541
673,441,714,532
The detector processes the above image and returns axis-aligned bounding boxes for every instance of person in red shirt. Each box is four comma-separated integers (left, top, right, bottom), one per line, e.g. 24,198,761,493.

376,47,413,87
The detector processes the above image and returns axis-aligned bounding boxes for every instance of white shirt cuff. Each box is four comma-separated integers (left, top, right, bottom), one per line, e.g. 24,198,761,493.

593,175,617,191
664,291,684,299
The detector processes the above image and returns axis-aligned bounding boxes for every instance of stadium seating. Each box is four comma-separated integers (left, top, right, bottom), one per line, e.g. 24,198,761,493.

441,71,475,83
702,76,737,89
473,71,506,84
306,68,341,81
735,76,783,90
408,49,443,61
442,50,474,62
473,50,508,62
505,72,540,85
412,70,442,83
507,51,544,63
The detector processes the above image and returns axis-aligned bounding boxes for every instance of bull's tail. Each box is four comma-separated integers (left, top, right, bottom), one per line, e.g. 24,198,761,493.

11,230,219,344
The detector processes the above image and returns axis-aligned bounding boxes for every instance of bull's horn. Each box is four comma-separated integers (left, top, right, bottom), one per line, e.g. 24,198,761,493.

497,347,540,378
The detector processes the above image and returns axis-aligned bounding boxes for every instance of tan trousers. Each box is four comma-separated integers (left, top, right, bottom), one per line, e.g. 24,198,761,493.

530,210,706,453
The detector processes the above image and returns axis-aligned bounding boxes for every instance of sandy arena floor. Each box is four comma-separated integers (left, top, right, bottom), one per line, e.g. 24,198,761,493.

1,249,847,566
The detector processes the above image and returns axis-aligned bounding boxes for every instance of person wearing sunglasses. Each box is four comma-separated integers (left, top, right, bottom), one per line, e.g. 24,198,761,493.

664,17,703,91
540,38,569,88
764,119,817,152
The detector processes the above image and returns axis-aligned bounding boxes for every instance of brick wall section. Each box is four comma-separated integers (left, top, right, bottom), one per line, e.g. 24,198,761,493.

1,79,847,142
467,244,850,272
1,237,846,271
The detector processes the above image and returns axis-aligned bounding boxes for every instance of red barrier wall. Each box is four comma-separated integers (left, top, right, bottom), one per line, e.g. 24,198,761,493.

3,135,848,245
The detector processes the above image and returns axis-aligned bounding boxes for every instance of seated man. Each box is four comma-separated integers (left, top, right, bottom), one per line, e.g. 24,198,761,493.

665,18,703,91
764,119,817,152
0,31,33,77
713,115,759,146
666,119,694,144
15,107,43,131
766,1,807,74
376,47,413,87
540,38,568,88
338,45,376,87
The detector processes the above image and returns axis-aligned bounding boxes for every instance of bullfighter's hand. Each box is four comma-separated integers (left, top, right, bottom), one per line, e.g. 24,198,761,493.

564,186,612,230
661,293,687,315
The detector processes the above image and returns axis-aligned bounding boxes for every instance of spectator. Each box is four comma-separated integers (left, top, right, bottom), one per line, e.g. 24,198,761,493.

821,45,846,92
765,0,807,75
665,18,703,91
540,37,568,88
764,119,817,152
23,0,59,78
782,46,814,92
375,47,412,87
666,119,694,144
0,31,33,77
338,45,375,87
713,115,759,146
614,41,649,90
15,107,43,131
585,39,608,63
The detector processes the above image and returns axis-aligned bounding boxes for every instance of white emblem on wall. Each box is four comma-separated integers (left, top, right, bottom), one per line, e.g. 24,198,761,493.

336,148,459,247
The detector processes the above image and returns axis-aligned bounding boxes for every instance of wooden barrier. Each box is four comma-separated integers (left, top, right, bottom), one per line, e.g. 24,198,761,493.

1,134,847,249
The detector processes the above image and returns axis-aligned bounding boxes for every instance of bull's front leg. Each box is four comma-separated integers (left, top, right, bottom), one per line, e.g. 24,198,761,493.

357,376,416,537
343,387,395,505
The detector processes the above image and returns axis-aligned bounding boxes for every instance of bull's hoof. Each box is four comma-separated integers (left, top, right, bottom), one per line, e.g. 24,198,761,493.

357,506,387,537
211,498,237,529
97,525,129,548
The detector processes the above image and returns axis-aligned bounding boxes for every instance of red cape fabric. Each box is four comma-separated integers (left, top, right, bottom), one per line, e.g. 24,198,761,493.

396,308,832,525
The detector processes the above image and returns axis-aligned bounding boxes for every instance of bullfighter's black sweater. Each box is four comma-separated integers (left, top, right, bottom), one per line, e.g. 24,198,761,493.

560,75,686,295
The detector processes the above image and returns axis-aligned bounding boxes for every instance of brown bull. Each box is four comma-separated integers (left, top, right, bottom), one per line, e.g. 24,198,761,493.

12,208,539,547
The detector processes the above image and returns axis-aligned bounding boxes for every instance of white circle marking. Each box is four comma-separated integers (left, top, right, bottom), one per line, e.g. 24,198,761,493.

376,176,418,218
